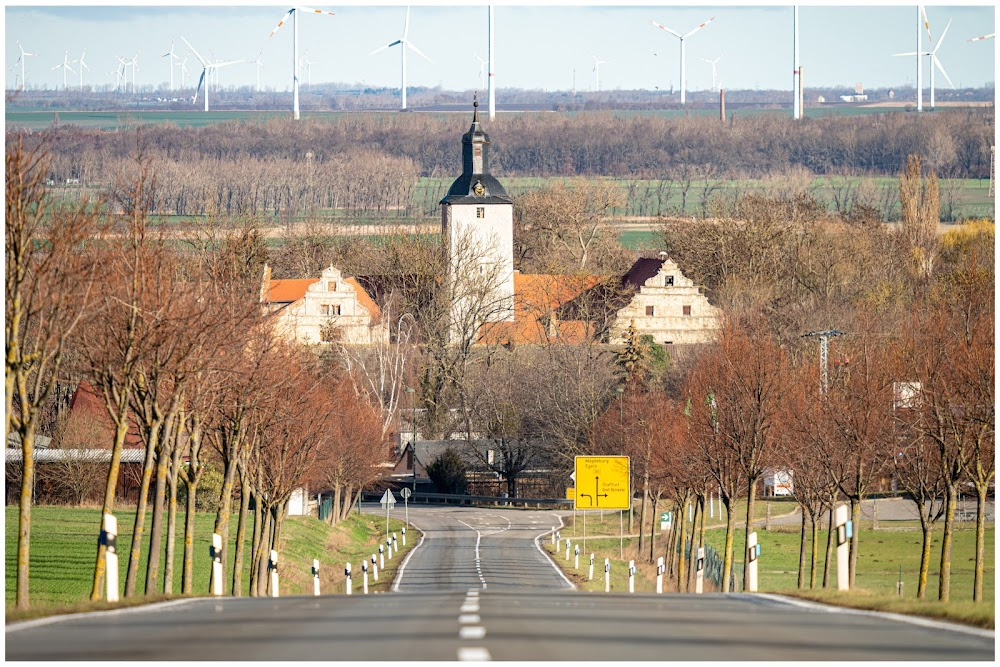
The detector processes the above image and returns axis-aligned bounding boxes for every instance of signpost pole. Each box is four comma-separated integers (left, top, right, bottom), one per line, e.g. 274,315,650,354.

620,510,624,559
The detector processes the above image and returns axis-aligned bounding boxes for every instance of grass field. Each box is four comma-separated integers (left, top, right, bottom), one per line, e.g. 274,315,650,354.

5,505,414,617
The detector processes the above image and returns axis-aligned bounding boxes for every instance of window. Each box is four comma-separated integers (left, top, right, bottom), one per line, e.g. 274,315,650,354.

646,306,655,317
322,304,342,317
476,207,486,219
664,275,674,286
683,305,692,316
327,281,338,292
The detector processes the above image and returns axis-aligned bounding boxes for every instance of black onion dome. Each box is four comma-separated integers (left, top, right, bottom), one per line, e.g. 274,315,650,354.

441,100,512,204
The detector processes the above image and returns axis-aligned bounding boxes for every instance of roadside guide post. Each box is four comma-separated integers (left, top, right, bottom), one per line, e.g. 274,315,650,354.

747,532,759,593
387,536,393,559
656,556,664,594
401,487,412,529
565,539,571,561
628,560,635,593
269,549,280,598
392,532,398,554
556,531,561,551
551,529,556,546
835,504,851,591
345,562,352,596
372,553,379,581
101,513,119,602
589,553,595,581
379,544,385,569
574,545,580,570
211,533,224,597
695,547,705,594
312,559,321,596
362,560,369,594
604,558,611,592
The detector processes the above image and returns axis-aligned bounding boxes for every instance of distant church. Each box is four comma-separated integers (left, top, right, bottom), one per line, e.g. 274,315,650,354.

261,102,720,348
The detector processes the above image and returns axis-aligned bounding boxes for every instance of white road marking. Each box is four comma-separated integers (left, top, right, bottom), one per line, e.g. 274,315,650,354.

459,626,487,640
533,514,576,590
457,519,488,589
459,614,481,624
5,598,202,632
457,647,492,661
391,519,426,592
460,603,480,613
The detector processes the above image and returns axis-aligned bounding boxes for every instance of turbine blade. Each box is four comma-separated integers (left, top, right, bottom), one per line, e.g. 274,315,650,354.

967,33,995,42
181,36,208,67
403,6,411,39
893,51,920,57
920,5,932,43
369,41,400,56
405,40,432,63
933,55,955,89
650,20,681,39
295,6,335,17
194,69,205,102
933,19,951,53
269,8,295,38
683,16,716,39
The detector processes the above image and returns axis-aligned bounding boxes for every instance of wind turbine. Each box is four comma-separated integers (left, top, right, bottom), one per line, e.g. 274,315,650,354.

701,55,722,92
301,51,318,86
129,51,141,94
474,52,486,89
179,58,189,88
76,51,89,90
488,3,495,119
250,49,264,92
181,36,243,112
592,56,606,92
268,6,336,121
967,32,995,43
895,17,954,109
650,15,716,104
116,56,128,93
15,41,35,91
51,51,76,90
161,41,179,91
370,6,433,111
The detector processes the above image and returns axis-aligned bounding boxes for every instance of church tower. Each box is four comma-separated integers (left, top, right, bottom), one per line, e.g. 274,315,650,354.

441,99,515,326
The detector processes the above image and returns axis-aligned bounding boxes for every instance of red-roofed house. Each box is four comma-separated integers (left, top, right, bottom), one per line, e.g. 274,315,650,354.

262,265,387,345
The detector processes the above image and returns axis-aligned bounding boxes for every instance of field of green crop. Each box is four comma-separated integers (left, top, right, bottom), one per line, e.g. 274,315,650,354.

5,505,413,612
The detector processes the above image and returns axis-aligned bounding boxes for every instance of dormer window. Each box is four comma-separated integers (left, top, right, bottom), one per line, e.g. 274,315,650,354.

327,281,338,292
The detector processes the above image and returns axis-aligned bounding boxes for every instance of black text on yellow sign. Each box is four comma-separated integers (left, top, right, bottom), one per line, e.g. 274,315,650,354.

573,456,631,510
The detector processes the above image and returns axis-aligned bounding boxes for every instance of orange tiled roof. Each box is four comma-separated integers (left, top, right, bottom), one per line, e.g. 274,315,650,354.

479,272,603,345
344,277,382,324
267,279,319,304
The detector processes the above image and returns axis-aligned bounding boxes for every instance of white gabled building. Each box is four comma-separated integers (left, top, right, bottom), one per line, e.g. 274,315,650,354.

262,265,387,345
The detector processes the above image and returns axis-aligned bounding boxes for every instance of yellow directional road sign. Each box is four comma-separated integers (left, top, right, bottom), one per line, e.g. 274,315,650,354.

573,456,630,510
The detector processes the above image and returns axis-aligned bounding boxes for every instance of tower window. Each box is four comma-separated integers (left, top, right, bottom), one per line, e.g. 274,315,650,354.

683,305,692,316
646,306,655,317
665,275,674,286
476,207,486,219
327,281,338,292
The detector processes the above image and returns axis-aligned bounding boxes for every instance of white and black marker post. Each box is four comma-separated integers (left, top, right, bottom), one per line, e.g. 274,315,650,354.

345,562,352,595
379,543,385,569
747,532,758,593
656,556,664,594
556,530,561,551
551,529,556,546
402,527,407,547
313,559,321,596
589,553,595,580
392,532,398,554
835,504,850,591
565,539,571,561
362,559,369,594
387,536,393,560
372,553,379,581
269,549,280,597
695,547,705,594
628,560,636,593
211,533,224,597
574,544,580,570
604,557,611,592
101,513,119,602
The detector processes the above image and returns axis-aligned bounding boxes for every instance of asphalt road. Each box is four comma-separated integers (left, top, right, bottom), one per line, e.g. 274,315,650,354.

6,505,994,661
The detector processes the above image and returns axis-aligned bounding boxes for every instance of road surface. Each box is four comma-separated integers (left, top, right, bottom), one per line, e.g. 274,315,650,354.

6,505,993,661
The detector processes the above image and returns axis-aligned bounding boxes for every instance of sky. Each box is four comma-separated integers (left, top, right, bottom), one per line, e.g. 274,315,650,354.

5,1,996,95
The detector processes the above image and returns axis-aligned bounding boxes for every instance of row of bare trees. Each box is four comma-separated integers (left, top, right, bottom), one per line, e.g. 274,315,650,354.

6,138,389,609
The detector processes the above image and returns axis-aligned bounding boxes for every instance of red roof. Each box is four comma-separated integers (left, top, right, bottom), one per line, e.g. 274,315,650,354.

479,272,602,345
267,279,319,303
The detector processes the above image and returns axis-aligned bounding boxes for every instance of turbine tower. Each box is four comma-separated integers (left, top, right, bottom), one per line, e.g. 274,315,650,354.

488,3,495,120
269,6,336,121
161,41,179,91
895,18,954,110
650,15,716,104
474,52,486,90
793,6,800,120
15,41,36,91
250,49,265,92
51,51,76,90
592,56,606,92
181,36,243,112
77,51,89,90
701,55,721,92
370,6,433,111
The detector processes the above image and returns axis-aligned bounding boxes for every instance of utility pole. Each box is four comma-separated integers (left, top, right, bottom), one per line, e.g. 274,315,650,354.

989,145,995,199
802,329,845,396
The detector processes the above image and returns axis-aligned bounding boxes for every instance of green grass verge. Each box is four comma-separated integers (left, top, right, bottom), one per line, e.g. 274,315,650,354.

5,505,416,621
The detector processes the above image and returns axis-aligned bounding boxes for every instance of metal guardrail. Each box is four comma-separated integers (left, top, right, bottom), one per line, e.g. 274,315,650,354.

363,491,573,509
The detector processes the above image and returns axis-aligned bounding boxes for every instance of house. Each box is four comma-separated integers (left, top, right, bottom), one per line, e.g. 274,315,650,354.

262,265,387,345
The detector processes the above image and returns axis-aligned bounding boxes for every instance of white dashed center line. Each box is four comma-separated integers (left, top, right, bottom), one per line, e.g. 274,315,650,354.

458,647,492,661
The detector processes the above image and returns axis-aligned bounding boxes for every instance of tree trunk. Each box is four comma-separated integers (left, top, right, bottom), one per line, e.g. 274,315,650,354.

677,499,688,592
648,493,658,563
331,483,341,526
938,483,957,602
810,511,820,589
231,473,251,596
90,414,129,601
637,471,649,556
917,504,932,599
163,441,182,594
848,496,861,588
256,504,273,597
797,510,808,589
340,485,355,521
145,432,171,594
822,505,834,588
16,429,35,609
721,494,736,593
973,483,987,602
182,475,197,594
125,428,159,597
249,493,263,596
209,456,239,595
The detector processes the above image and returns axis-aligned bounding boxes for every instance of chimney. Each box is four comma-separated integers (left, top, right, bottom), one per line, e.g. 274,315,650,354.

720,88,726,123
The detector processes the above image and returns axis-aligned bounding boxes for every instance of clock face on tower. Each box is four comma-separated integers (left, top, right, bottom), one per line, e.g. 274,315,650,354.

473,180,485,197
